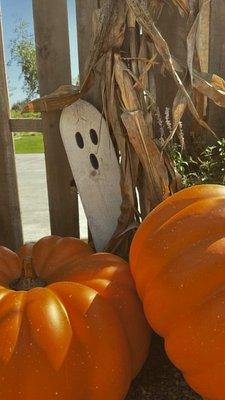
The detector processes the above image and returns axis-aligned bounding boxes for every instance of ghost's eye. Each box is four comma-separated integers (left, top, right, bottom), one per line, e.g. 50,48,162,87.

90,154,99,170
75,132,84,149
90,129,98,145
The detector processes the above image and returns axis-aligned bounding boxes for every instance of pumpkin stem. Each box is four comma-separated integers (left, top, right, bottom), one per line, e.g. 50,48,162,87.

9,257,47,291
22,256,37,279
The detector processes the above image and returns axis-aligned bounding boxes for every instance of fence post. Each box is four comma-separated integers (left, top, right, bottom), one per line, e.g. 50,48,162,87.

156,4,188,114
32,0,80,238
75,0,98,84
208,0,225,137
0,8,23,250
75,0,102,110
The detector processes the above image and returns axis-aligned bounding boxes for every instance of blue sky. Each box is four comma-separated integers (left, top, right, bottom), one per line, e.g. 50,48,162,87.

1,0,79,106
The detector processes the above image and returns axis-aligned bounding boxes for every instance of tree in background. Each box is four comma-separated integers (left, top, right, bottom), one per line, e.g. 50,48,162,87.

9,20,79,106
8,21,39,101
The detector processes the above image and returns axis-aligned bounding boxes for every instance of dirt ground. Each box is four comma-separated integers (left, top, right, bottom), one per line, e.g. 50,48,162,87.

126,334,202,400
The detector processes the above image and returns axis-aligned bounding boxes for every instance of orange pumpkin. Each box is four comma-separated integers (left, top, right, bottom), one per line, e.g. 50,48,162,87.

130,184,225,400
0,236,150,400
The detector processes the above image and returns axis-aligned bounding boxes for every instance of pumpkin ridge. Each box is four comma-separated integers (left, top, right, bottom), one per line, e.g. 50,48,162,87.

77,278,111,292
142,231,225,300
0,270,13,286
26,287,73,370
103,302,135,379
43,255,96,281
0,291,27,363
49,281,98,315
113,288,150,378
139,195,225,248
0,249,21,280
0,286,11,300
34,237,94,279
51,280,136,370
184,363,225,400
142,233,225,337
53,282,133,400
83,278,150,377
48,253,133,287
134,197,225,296
130,186,225,269
83,278,134,292
32,236,62,276
164,286,225,377
163,280,225,345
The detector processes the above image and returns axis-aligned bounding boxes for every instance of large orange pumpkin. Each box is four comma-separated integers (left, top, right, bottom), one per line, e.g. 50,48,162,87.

0,235,150,399
130,184,225,400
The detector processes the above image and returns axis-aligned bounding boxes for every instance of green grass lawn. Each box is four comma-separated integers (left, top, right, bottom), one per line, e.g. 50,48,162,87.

14,133,44,154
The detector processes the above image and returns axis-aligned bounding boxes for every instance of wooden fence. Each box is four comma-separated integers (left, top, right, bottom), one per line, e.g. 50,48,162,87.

0,0,225,251
0,0,89,250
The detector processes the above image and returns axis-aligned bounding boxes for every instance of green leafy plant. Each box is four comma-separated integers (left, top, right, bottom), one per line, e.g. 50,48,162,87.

169,139,225,187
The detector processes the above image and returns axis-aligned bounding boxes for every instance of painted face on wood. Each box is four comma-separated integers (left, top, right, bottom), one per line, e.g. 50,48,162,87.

60,100,122,251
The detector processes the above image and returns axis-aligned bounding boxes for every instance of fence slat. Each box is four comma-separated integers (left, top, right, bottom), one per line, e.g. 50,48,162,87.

10,118,43,132
156,4,188,112
208,0,225,137
75,0,102,110
32,0,79,238
0,11,23,250
75,0,98,84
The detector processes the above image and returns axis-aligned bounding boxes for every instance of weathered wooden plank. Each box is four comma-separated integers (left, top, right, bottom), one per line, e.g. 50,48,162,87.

75,0,103,243
0,11,23,250
208,0,225,137
60,100,122,251
156,4,188,113
197,0,210,74
10,118,43,132
75,0,98,83
32,0,79,237
75,0,102,110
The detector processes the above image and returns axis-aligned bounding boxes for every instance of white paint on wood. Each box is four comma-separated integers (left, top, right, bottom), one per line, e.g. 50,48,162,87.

60,100,122,251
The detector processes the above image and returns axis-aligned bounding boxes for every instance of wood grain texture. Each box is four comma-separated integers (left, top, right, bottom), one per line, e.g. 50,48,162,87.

197,0,210,74
10,118,43,132
208,0,225,137
0,13,23,250
75,0,102,110
156,4,188,113
60,100,122,251
75,0,99,84
75,0,104,244
32,0,79,237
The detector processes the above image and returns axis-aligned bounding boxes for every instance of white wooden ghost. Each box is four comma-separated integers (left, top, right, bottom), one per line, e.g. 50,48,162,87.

60,99,122,251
